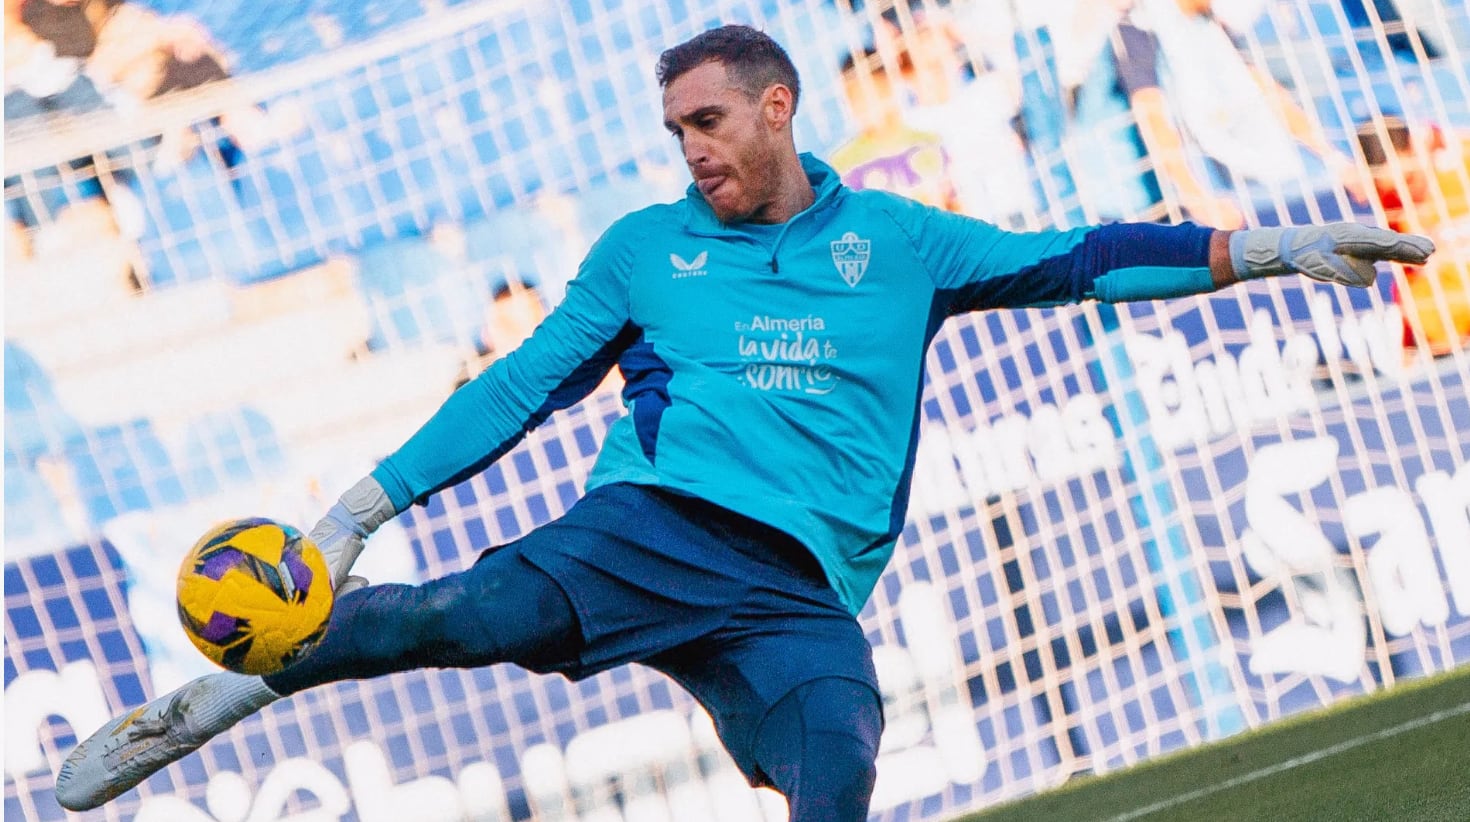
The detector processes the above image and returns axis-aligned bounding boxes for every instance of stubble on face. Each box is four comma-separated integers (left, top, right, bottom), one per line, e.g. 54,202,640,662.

663,61,785,223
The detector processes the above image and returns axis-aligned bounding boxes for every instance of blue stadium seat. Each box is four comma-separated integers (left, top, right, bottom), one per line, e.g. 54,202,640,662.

5,191,36,227
63,420,186,527
329,0,424,43
550,46,577,84
407,51,449,99
463,209,555,289
354,233,479,350
439,44,478,85
179,406,286,497
503,13,537,58
3,161,106,228
127,151,256,287
229,155,325,274
4,448,70,544
239,96,392,250
4,340,84,461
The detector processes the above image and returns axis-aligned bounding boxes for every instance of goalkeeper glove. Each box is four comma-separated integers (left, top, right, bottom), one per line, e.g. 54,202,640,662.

308,476,398,593
1230,223,1434,287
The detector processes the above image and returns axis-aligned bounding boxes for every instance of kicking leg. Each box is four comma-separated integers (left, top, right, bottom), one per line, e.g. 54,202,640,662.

56,544,579,811
55,672,278,810
264,546,579,694
753,677,883,822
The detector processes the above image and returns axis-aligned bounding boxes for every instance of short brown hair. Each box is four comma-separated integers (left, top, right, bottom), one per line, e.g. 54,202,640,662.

656,24,801,112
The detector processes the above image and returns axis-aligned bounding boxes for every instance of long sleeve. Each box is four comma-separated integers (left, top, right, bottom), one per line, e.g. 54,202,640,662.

370,220,642,511
873,192,1216,313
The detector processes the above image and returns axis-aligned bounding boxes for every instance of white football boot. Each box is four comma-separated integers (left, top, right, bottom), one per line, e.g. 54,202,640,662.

55,672,279,811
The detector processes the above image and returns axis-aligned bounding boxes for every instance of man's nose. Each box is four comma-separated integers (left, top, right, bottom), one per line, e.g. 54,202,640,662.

682,133,708,167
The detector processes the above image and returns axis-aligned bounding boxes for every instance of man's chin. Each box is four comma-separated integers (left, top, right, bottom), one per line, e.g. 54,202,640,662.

703,186,754,223
710,203,752,225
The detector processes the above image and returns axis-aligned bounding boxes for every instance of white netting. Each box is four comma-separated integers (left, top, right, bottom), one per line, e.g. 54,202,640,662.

5,1,1470,820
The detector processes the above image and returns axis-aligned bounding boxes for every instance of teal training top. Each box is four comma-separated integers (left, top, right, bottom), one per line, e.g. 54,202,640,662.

372,154,1219,614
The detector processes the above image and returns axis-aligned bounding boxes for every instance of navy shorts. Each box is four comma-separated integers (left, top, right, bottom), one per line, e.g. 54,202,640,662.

500,482,881,782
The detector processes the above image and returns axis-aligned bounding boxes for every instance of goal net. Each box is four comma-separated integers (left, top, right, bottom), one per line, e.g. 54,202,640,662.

5,1,1469,820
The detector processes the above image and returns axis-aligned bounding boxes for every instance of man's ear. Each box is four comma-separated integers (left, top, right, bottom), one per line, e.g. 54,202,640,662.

763,84,795,131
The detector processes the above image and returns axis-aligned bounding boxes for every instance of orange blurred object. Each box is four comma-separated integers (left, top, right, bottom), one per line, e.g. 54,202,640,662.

1367,123,1470,354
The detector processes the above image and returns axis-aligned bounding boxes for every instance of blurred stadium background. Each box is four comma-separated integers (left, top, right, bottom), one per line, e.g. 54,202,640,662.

4,0,1469,820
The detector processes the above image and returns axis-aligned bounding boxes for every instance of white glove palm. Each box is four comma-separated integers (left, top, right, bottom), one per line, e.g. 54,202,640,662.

308,476,398,593
1231,223,1434,287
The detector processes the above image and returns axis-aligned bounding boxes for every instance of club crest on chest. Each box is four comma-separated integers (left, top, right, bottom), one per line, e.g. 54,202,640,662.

830,232,871,287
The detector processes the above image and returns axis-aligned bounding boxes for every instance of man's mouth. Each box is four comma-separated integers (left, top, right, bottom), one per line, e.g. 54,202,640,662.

697,175,727,197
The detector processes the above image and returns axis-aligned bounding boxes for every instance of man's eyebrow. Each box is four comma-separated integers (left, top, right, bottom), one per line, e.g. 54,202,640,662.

665,104,726,131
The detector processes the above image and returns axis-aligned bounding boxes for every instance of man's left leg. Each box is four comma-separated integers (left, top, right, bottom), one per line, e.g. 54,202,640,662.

651,601,883,822
751,676,883,822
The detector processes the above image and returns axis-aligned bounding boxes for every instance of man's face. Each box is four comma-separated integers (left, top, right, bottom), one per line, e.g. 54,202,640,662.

663,60,788,223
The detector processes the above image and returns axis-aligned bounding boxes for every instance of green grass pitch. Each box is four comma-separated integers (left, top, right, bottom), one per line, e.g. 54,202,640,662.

957,665,1470,822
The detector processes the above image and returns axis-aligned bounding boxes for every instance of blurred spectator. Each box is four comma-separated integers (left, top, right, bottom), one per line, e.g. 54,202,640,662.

1358,116,1470,354
5,195,142,341
481,280,547,359
5,217,37,282
4,0,111,120
5,0,231,116
355,220,547,362
1118,0,1366,228
86,2,228,106
454,280,550,389
830,45,962,212
882,3,1036,227
89,2,292,161
1013,0,1163,224
6,0,286,174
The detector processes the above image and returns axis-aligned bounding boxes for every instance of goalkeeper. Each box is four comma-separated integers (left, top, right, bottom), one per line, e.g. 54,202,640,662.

57,24,1433,821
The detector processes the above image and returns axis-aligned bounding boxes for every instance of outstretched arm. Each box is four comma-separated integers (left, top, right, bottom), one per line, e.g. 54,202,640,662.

882,192,1434,313
310,220,643,587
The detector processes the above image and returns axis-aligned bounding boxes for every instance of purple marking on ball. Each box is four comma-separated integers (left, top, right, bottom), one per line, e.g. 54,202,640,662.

198,547,247,581
200,611,242,643
281,550,314,596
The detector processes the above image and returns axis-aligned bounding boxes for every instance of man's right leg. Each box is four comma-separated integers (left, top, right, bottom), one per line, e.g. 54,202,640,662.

55,544,579,811
265,546,580,694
